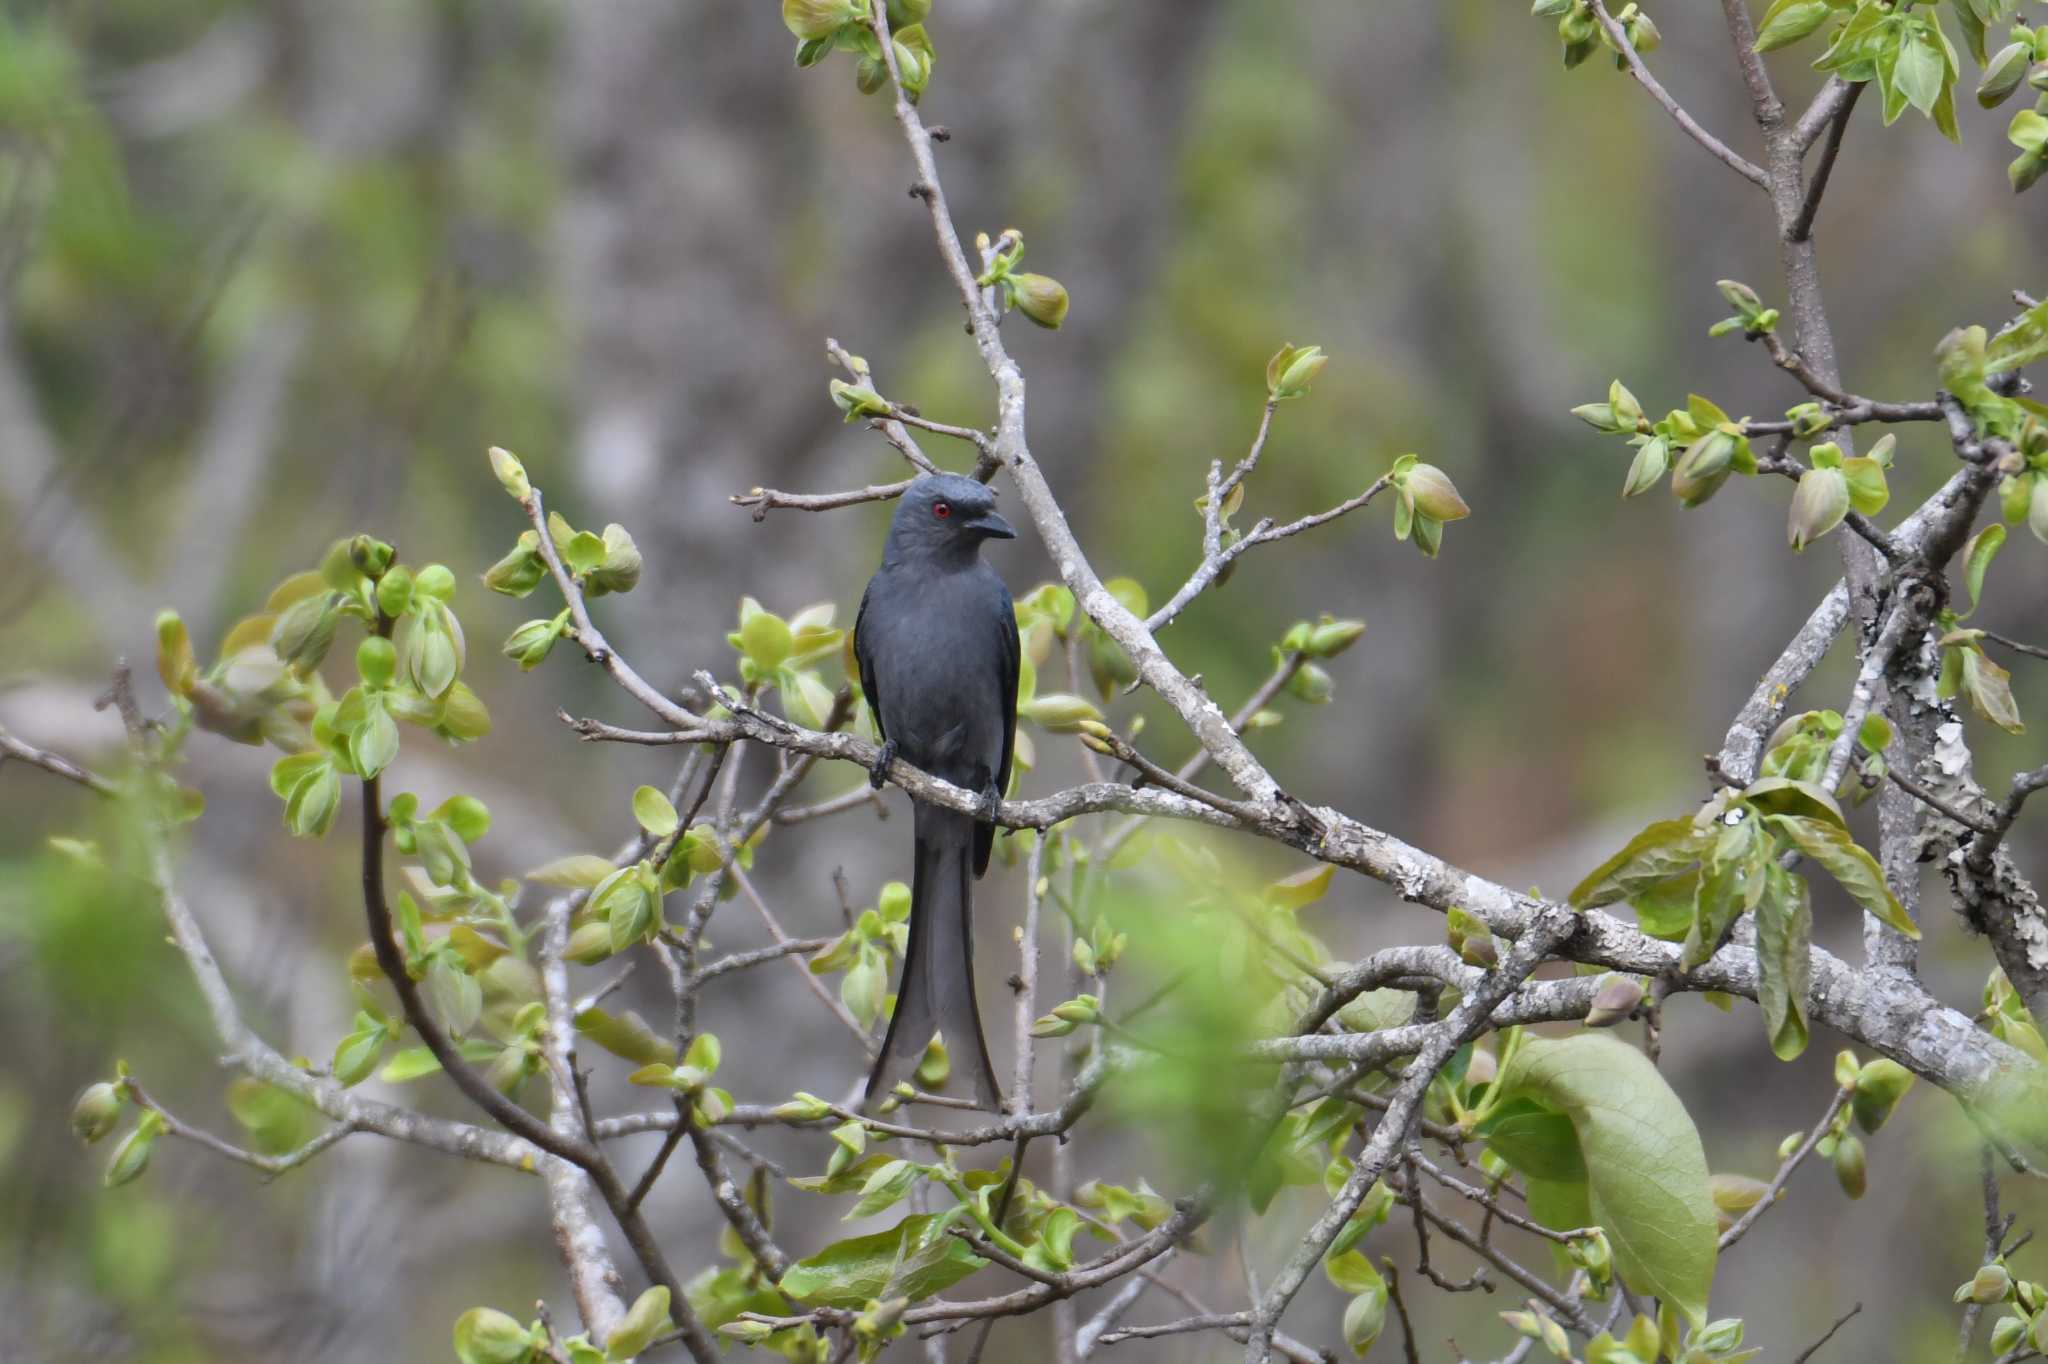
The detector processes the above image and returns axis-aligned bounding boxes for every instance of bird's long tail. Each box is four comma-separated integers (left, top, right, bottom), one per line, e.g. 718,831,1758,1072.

866,801,1003,1110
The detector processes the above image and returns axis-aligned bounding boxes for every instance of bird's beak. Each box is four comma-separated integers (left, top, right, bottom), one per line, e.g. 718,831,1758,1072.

963,510,1016,539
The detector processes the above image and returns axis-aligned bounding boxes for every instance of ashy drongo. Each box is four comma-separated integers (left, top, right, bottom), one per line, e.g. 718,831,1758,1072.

853,473,1020,1110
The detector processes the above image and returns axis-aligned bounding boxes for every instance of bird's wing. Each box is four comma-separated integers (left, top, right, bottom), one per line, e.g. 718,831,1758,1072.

976,580,1020,878
854,575,885,745
994,581,1019,800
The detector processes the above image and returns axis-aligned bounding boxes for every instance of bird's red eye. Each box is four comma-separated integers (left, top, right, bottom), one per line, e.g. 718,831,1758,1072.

932,501,952,519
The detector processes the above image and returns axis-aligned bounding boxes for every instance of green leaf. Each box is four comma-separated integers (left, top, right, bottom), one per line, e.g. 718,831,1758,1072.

1755,864,1813,1061
1267,864,1336,911
524,853,618,888
1961,647,2027,734
1739,777,1846,831
848,1158,921,1219
1962,523,2006,619
1570,819,1706,908
1477,1098,1587,1182
452,1307,535,1364
564,530,607,577
1494,1034,1717,1327
379,1046,443,1083
632,785,680,837
1987,298,2048,376
1892,29,1945,118
575,1008,677,1067
1770,814,1920,939
1631,870,1700,941
778,1214,986,1308
606,1286,672,1361
1753,0,1832,51
1839,456,1888,517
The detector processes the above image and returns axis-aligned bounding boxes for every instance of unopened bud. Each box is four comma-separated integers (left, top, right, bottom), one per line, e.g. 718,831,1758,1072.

357,637,398,689
1458,934,1499,969
349,535,395,579
1025,692,1104,732
1786,401,1831,438
720,1320,776,1344
1851,1057,1915,1133
1832,1132,1867,1199
1788,466,1850,552
71,1082,124,1143
1671,430,1736,507
1717,279,1764,314
502,617,564,672
1621,436,1668,497
103,1111,164,1188
1306,618,1367,658
1008,273,1070,330
1051,994,1100,1024
565,920,615,965
1981,43,2033,107
1404,463,1471,522
1266,343,1327,400
482,533,547,598
486,446,529,499
272,593,339,672
1585,973,1645,1027
1993,1313,2026,1354
782,0,862,40
1833,1048,1862,1089
1709,1172,1770,1233
1968,1263,2014,1304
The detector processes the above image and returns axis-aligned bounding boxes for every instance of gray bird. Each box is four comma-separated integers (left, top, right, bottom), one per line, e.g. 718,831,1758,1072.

854,472,1020,1109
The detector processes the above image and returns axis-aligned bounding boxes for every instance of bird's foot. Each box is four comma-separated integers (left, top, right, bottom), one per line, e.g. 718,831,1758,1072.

978,779,1004,826
868,739,898,790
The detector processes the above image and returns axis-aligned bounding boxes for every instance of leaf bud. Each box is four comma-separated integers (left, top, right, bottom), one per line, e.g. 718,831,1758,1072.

1008,273,1070,330
1788,466,1850,552
1850,1057,1914,1132
71,1082,124,1143
1584,973,1645,1027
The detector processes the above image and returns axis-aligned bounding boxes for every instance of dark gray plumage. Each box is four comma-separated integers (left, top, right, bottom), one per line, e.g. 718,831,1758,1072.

855,473,1020,1109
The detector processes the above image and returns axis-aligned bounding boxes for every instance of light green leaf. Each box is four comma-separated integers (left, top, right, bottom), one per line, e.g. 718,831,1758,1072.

1892,30,1945,118
632,785,679,838
1755,865,1813,1061
1571,819,1706,909
1962,523,2006,619
1961,647,2027,735
848,1159,921,1219
379,1046,443,1083
524,853,618,888
1754,0,1832,51
1477,1098,1587,1182
1267,864,1336,911
1987,298,2048,376
1494,1034,1717,1326
778,1214,986,1308
606,1286,672,1361
575,1008,677,1067
1770,814,1920,939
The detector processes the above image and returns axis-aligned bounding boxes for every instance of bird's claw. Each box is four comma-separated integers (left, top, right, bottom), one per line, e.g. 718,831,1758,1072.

869,739,898,790
978,780,1003,826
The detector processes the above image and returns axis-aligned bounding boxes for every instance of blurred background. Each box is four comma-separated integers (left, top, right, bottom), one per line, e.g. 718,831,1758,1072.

2,1,2046,1360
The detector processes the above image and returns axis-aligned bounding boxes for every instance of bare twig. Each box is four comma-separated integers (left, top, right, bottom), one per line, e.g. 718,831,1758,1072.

1590,0,1767,189
1720,1085,1851,1251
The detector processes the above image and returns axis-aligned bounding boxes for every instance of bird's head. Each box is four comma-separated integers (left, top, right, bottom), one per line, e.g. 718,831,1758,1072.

885,473,1016,560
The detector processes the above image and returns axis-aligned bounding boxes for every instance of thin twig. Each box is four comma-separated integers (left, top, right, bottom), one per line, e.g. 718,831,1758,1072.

1720,1085,1851,1250
1590,0,1767,188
